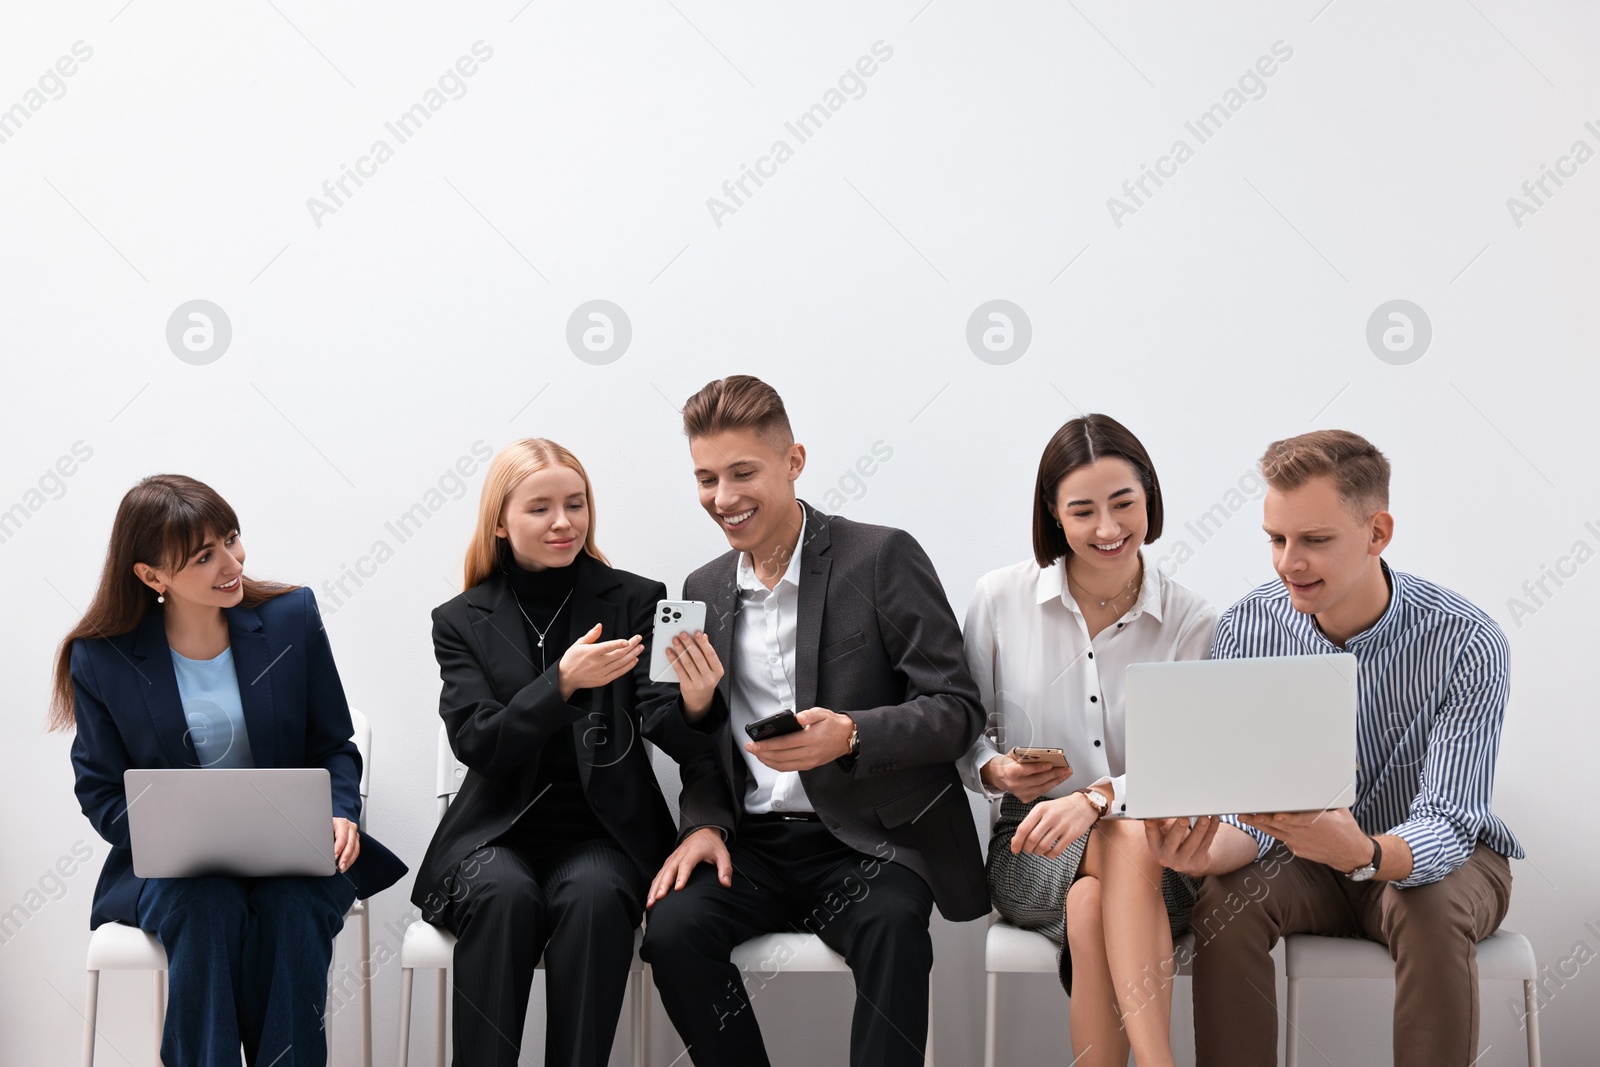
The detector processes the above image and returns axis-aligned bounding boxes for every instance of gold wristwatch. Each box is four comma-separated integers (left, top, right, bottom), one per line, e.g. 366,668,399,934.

1081,787,1110,820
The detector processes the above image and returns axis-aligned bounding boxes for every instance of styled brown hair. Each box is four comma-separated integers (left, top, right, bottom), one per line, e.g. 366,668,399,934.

1259,429,1390,518
461,438,608,590
49,475,298,731
1032,414,1165,568
681,375,794,448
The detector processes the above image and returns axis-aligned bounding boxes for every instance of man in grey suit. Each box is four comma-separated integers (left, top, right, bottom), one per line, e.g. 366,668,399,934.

640,375,988,1067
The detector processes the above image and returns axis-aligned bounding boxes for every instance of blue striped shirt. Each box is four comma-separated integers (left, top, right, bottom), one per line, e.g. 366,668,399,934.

1215,559,1523,887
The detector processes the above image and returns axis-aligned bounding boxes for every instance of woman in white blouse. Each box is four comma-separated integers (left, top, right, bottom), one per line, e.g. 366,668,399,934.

959,415,1218,1067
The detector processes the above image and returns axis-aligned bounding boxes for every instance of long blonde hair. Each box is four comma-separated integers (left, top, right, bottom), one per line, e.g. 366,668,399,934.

463,439,609,589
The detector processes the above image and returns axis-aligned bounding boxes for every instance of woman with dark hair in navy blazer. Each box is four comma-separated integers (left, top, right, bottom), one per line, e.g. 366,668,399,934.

50,473,407,1067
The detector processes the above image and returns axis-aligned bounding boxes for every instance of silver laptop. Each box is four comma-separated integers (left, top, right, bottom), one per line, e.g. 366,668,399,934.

124,768,338,878
1121,653,1358,820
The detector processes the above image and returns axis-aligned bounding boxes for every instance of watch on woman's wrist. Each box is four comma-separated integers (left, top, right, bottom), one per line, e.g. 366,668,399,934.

1080,787,1110,821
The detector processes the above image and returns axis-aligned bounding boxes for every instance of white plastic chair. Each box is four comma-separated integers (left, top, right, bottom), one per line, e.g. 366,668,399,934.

982,918,1195,1067
395,725,651,1067
725,932,935,1065
80,708,377,1067
1284,928,1541,1066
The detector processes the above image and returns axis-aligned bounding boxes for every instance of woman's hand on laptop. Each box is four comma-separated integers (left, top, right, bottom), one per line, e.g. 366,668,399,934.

980,755,1072,803
332,817,361,873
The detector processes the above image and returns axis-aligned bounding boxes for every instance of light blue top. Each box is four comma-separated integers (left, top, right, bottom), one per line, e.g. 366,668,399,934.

170,645,256,769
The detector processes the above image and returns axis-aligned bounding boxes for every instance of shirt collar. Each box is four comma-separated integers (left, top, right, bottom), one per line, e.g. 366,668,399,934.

1036,550,1165,623
736,508,807,594
1328,557,1401,648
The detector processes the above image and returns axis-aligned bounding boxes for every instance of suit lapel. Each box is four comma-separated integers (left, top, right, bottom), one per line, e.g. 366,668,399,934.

463,555,623,790
225,602,277,768
131,612,197,768
463,574,539,699
704,553,744,797
567,555,620,791
794,500,832,713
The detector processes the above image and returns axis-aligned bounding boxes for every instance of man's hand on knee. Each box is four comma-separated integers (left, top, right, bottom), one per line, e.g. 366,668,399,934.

647,826,732,908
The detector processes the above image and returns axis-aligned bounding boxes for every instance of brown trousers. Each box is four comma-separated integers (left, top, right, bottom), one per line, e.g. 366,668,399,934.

1190,842,1512,1067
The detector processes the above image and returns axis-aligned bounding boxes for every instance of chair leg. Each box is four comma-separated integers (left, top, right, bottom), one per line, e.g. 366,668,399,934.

397,967,414,1067
81,970,99,1067
326,962,335,1060
435,970,447,1067
359,904,373,1067
641,963,652,1067
629,969,644,1067
983,971,997,1067
923,969,934,1066
1284,975,1299,1067
153,970,167,1065
1524,978,1542,1067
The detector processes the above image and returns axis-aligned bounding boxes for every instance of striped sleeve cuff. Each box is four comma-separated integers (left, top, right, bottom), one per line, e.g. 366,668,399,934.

1386,817,1471,887
1221,814,1275,862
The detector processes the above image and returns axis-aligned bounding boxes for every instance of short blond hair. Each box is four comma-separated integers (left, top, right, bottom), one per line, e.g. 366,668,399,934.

1260,430,1390,518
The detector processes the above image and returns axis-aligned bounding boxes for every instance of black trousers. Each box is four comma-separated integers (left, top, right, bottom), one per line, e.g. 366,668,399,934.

640,817,935,1067
436,835,645,1067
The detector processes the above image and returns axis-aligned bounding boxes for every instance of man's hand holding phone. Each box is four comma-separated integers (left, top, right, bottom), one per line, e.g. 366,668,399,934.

744,707,855,770
666,631,723,721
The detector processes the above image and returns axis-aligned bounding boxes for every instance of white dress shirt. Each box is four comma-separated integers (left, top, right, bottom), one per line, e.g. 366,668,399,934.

728,511,814,814
958,552,1219,815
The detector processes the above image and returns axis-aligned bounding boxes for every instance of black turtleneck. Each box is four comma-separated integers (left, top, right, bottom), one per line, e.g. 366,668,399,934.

495,548,609,853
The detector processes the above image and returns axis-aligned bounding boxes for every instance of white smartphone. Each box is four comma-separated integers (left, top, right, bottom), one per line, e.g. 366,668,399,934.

649,600,708,683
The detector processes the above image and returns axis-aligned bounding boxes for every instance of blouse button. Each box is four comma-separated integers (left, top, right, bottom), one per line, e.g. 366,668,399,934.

1094,740,1102,747
1087,652,1094,659
1089,695,1098,703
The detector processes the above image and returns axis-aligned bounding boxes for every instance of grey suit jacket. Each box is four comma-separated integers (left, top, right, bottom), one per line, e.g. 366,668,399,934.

644,499,990,922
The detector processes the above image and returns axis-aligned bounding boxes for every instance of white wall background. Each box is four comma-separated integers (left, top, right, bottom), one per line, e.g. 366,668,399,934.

3,1,1596,1064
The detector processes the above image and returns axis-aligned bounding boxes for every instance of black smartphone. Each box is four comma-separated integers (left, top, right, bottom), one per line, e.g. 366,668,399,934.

744,709,802,742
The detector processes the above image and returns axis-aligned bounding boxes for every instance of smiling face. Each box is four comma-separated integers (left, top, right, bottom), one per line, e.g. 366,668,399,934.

133,527,247,608
495,464,590,570
1262,473,1393,622
1052,457,1149,580
689,426,805,569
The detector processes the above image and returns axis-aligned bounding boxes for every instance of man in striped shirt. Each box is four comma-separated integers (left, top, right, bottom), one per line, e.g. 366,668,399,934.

1146,430,1523,1067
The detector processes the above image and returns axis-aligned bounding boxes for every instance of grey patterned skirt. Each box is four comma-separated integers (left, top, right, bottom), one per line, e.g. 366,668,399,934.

986,794,1199,995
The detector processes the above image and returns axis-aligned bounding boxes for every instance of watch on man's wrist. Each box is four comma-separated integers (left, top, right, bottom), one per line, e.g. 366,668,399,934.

846,720,860,758
1347,835,1383,882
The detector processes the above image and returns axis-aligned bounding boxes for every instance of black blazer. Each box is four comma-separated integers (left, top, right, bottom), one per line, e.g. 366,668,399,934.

410,552,682,922
68,587,408,928
643,500,991,922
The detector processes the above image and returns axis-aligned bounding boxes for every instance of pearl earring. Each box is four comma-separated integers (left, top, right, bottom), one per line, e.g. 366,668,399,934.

157,591,165,604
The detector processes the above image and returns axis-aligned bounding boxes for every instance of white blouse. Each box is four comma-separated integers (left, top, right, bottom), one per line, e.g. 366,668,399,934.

958,552,1219,815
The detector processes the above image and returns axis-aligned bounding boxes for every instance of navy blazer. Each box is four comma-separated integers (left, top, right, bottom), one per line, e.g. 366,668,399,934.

69,585,407,928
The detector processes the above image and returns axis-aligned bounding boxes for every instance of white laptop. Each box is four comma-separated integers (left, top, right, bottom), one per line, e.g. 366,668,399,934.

124,768,338,878
1120,653,1358,820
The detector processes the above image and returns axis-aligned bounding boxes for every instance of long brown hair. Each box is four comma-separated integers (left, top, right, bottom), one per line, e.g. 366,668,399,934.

48,474,298,731
1032,414,1165,568
461,439,609,590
